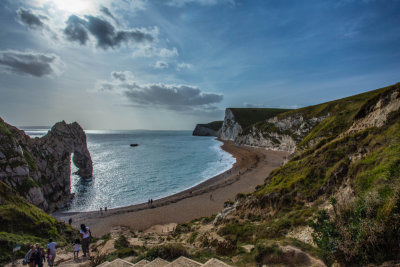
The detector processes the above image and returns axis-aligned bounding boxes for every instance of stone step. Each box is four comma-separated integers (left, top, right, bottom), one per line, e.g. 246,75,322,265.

165,256,202,267
202,259,232,267
97,261,111,266
108,258,136,266
142,257,170,267
133,259,150,267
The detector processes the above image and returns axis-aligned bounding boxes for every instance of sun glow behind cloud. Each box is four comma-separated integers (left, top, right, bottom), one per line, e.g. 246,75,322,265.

32,0,97,14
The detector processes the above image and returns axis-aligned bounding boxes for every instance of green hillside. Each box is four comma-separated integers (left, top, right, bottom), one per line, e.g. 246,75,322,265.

225,83,400,265
229,108,292,130
0,182,78,264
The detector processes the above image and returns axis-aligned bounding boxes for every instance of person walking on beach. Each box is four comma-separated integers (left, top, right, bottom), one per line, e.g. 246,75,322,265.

73,239,81,259
80,224,92,257
32,244,44,267
47,239,56,267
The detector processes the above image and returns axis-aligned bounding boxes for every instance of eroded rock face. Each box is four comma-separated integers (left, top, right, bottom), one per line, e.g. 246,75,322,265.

219,109,242,141
0,119,92,212
235,114,327,153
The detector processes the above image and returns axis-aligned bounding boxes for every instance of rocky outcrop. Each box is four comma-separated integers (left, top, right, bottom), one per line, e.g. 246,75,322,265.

235,114,327,153
0,118,92,212
219,109,242,141
193,121,223,137
346,88,400,135
193,125,219,136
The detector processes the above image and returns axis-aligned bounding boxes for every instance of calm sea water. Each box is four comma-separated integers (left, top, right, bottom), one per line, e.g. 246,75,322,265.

23,129,235,211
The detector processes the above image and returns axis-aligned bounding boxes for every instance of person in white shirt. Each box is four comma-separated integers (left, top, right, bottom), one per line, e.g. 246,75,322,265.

79,224,91,257
46,239,57,267
73,239,81,259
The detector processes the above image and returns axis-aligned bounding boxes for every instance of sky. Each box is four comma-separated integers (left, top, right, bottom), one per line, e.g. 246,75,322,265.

0,0,399,130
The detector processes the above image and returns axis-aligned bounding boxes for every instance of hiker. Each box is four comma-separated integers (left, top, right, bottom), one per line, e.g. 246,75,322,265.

100,207,103,215
73,239,81,259
105,207,107,212
47,238,57,267
39,247,46,267
80,224,92,257
68,218,72,225
150,199,153,204
23,244,35,266
32,244,44,267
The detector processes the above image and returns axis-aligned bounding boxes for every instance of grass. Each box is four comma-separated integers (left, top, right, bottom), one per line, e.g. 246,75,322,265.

228,108,291,130
0,182,79,265
196,121,223,131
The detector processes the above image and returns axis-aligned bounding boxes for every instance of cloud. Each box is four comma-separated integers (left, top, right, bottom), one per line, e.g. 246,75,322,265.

167,0,234,7
111,71,133,81
100,6,115,20
63,14,156,49
159,47,178,57
243,102,265,108
98,71,223,112
63,15,89,45
0,50,61,77
16,8,47,29
177,62,192,71
132,46,178,58
154,61,169,69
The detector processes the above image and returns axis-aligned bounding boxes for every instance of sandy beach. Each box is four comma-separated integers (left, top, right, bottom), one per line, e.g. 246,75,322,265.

54,141,288,237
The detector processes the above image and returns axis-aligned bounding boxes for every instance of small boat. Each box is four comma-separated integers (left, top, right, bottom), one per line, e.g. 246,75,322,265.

130,143,139,147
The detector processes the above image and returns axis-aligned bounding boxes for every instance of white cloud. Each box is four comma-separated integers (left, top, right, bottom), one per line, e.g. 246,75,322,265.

154,61,169,69
176,62,192,71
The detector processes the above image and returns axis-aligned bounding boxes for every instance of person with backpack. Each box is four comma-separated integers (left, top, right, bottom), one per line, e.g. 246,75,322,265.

22,244,35,266
80,224,92,257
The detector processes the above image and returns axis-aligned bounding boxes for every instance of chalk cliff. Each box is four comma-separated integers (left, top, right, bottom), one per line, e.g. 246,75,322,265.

192,121,223,137
0,119,92,212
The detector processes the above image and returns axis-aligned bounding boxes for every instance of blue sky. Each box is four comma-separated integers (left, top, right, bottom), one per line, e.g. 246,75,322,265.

0,0,399,130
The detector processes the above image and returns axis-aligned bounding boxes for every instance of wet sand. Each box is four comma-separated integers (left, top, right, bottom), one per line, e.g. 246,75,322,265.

53,141,288,237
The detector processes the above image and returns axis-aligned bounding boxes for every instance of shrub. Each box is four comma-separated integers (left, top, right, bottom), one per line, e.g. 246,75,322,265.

145,243,188,261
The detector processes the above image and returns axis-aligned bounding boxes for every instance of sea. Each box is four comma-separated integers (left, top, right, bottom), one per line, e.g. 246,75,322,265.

23,128,236,212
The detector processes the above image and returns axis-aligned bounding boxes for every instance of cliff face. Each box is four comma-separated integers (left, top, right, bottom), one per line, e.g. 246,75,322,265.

192,121,223,137
219,109,242,140
0,119,92,212
235,114,327,153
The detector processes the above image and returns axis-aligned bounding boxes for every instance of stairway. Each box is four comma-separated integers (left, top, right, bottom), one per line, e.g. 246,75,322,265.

98,256,232,267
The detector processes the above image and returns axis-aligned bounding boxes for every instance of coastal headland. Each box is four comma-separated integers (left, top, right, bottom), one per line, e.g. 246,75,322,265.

54,140,288,237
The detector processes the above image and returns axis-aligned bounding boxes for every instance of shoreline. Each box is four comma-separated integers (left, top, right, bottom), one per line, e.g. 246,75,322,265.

53,140,288,236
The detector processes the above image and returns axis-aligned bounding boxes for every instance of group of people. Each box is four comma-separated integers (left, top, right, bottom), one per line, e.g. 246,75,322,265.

23,224,92,266
23,239,56,267
147,198,153,205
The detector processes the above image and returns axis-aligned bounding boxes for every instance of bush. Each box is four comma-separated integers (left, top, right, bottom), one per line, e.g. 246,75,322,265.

255,242,283,265
310,191,400,266
145,243,188,261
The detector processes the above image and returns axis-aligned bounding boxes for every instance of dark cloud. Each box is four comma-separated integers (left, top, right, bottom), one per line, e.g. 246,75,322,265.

122,83,223,110
64,15,89,45
17,8,47,29
111,71,129,81
0,50,60,77
100,6,117,23
63,14,154,49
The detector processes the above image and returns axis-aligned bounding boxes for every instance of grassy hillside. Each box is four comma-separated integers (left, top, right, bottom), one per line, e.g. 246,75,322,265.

222,83,400,265
229,108,292,130
0,182,78,264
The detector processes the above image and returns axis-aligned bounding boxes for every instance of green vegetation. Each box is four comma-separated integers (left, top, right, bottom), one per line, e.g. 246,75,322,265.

197,121,223,131
144,243,189,261
244,83,400,265
0,182,79,265
229,108,291,130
